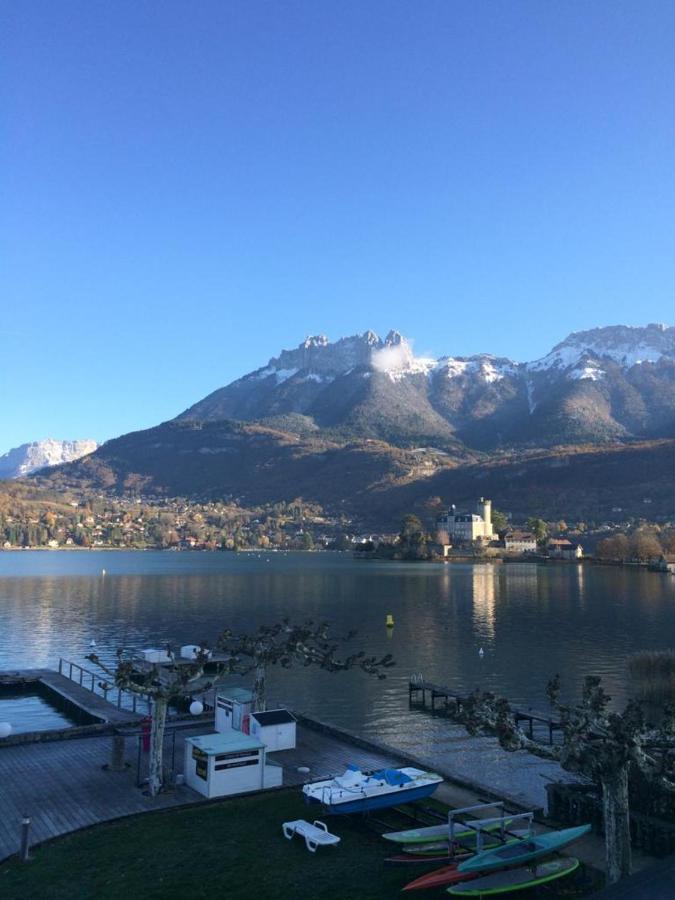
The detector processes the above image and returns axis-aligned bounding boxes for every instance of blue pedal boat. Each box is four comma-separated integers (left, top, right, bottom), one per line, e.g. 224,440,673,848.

302,765,443,814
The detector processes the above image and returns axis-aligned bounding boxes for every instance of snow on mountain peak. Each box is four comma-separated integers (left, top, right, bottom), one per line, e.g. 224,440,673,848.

0,438,99,480
436,355,518,384
527,324,675,373
302,334,329,349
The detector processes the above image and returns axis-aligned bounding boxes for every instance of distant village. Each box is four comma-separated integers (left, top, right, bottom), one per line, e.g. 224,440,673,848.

0,489,673,570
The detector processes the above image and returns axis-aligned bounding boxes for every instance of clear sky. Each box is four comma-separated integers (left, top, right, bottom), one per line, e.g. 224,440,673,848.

2,1,675,450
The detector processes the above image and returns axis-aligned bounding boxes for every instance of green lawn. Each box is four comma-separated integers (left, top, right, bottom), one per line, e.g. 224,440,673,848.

0,791,602,899
0,790,409,899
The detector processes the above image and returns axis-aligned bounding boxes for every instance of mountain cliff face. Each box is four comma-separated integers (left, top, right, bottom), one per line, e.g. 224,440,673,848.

0,439,98,480
179,324,675,449
36,324,675,526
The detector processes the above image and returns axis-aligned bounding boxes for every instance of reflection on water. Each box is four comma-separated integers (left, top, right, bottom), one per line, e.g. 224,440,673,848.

471,564,497,641
1,551,674,749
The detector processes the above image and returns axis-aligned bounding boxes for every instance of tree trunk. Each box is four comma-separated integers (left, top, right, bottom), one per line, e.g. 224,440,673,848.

601,765,632,883
148,697,168,797
252,661,267,712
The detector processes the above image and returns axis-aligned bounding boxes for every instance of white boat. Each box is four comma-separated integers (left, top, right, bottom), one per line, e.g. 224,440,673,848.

302,764,443,814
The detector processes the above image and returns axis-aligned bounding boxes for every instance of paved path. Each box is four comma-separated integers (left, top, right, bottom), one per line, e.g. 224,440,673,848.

0,724,401,862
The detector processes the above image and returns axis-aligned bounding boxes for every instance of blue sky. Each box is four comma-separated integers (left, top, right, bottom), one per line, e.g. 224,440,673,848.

2,1,675,450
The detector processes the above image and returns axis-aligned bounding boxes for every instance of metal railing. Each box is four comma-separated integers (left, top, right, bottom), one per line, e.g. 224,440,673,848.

58,658,151,714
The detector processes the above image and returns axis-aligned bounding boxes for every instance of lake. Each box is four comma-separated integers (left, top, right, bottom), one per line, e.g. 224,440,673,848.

1,550,674,754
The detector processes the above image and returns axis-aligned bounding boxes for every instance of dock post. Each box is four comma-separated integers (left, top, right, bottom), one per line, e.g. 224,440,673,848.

109,734,126,771
19,816,31,862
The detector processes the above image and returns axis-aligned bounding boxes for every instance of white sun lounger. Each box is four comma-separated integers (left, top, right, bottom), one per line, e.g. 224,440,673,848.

282,819,341,852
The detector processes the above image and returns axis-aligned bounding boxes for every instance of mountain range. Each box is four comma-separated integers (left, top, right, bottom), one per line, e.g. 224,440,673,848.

179,323,675,448
0,439,98,480
34,324,675,527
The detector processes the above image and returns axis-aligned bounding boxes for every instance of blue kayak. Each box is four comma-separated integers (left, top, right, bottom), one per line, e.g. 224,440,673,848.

457,824,591,874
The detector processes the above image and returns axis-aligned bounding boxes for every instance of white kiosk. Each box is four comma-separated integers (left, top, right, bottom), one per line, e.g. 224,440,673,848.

249,709,297,751
184,731,282,799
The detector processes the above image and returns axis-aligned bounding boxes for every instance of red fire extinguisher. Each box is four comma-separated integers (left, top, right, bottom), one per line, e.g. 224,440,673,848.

141,717,152,752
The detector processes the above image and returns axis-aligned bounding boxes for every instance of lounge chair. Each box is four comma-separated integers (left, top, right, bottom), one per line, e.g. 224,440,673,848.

282,819,341,852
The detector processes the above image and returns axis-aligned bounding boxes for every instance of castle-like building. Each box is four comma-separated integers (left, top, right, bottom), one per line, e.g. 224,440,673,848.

436,498,494,544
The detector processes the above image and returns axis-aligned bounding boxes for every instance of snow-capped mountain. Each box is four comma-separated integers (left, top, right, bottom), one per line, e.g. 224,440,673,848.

528,323,674,373
35,324,675,525
178,324,675,448
0,439,99,480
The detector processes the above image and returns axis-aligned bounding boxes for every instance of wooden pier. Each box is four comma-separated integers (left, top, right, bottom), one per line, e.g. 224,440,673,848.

408,675,563,745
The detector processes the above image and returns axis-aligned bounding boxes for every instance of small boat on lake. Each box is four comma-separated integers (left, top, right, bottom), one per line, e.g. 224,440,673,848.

302,764,442,814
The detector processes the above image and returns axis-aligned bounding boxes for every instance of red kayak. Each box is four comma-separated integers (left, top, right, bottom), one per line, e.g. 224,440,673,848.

403,865,473,891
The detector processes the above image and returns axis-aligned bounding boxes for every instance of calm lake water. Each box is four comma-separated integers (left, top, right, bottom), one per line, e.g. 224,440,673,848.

1,551,674,749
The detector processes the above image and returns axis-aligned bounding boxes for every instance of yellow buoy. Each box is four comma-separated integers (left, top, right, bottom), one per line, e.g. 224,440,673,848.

386,614,395,627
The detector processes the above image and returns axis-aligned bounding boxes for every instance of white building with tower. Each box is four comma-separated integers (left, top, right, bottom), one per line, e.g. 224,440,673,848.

437,498,494,544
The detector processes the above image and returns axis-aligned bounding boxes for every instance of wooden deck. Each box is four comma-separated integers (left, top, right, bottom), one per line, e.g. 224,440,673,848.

0,724,402,863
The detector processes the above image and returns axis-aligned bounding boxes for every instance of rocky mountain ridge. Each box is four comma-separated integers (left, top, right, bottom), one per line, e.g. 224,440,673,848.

179,324,675,449
0,439,98,480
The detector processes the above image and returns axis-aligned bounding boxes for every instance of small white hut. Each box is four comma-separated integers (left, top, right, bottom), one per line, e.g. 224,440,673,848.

249,709,297,752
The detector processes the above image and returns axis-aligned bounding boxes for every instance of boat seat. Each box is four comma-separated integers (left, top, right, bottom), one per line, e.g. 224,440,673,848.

282,819,341,853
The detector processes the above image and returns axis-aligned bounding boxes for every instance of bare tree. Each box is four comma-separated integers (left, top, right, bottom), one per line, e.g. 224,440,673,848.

88,646,231,797
217,619,395,712
453,675,675,884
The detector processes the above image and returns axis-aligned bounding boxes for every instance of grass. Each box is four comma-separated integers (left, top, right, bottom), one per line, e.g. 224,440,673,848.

0,790,601,900
0,790,407,900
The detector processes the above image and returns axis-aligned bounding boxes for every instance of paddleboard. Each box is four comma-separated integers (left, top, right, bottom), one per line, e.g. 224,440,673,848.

401,834,532,891
403,829,530,856
384,819,510,845
386,854,459,867
448,857,580,895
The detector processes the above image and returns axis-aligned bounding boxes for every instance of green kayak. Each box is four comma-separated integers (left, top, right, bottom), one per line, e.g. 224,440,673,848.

448,857,580,895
